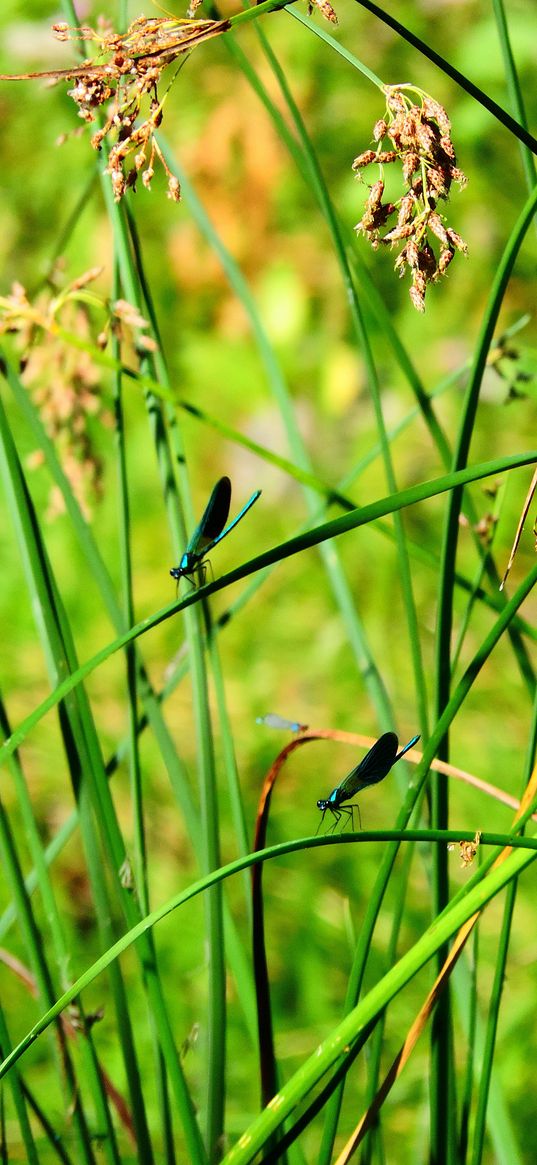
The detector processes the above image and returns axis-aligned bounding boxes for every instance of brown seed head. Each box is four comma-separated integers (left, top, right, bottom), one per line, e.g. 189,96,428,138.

397,192,416,227
418,242,437,278
422,95,451,134
403,152,420,183
352,84,467,311
428,211,450,246
438,247,454,275
426,166,451,199
439,134,456,161
352,150,377,170
446,227,468,254
409,283,426,312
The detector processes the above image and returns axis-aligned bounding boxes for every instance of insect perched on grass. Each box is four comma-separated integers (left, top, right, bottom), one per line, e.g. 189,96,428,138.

256,713,308,733
317,731,420,832
170,475,261,588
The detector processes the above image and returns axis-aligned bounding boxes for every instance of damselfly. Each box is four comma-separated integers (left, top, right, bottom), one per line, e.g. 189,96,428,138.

317,731,420,832
256,713,308,733
170,475,261,587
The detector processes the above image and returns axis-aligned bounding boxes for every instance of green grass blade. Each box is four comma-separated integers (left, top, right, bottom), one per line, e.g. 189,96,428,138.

101,159,229,1161
452,958,524,1165
1,829,536,1155
492,0,537,189
353,0,537,153
0,392,202,1162
1,449,536,771
0,1004,40,1165
433,178,537,1160
470,698,537,1165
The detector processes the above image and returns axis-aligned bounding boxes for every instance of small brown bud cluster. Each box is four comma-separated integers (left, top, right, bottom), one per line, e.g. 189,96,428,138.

353,85,468,312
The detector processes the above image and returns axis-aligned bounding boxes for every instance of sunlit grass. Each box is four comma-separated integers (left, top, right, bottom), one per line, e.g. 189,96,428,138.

0,0,536,1162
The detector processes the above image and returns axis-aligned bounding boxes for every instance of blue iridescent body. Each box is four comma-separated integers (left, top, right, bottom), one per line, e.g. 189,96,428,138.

170,476,261,585
317,731,420,832
256,713,308,733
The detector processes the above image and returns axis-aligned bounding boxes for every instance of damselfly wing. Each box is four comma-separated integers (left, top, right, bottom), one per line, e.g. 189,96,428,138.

317,731,420,832
170,475,261,587
256,713,308,733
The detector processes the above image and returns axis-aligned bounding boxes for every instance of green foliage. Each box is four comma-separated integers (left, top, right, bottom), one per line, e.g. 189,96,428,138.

0,0,537,1162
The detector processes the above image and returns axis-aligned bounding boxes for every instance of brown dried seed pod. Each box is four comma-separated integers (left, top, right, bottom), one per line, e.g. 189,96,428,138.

150,103,163,128
167,175,181,201
372,202,396,229
451,166,468,189
373,118,388,141
428,211,450,245
394,246,409,276
368,179,385,209
431,145,457,176
110,171,125,200
446,227,468,253
385,89,406,114
418,242,437,278
438,247,454,274
397,192,416,227
352,150,377,169
354,211,375,234
422,96,451,135
416,120,437,154
409,283,426,312
426,167,450,199
400,111,419,147
403,152,420,183
406,239,420,269
439,134,456,160
315,0,339,24
356,200,395,236
376,150,398,163
316,0,337,22
382,221,415,243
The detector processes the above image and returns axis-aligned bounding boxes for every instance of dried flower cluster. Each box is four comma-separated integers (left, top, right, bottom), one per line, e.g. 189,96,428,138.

353,85,468,312
447,834,482,871
0,271,153,519
60,15,234,201
0,15,231,202
0,6,343,200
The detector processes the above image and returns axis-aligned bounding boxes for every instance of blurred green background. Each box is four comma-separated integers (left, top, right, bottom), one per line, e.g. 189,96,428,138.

1,0,537,1158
